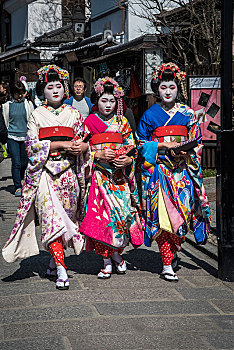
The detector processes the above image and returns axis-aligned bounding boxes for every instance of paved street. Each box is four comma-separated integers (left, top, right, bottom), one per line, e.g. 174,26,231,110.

0,158,234,350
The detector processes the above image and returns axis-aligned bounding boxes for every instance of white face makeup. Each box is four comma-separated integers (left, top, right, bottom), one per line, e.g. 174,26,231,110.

44,81,64,107
158,80,178,107
98,93,116,117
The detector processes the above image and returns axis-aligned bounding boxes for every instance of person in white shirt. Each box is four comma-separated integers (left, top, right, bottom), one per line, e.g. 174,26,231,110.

64,77,93,120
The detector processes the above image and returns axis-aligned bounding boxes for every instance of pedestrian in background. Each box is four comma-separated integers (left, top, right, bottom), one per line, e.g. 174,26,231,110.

0,108,7,163
2,80,34,196
0,81,9,162
64,77,93,120
0,80,10,105
20,76,37,108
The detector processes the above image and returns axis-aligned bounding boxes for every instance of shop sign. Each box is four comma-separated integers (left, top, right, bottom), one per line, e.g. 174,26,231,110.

144,48,163,94
189,76,221,141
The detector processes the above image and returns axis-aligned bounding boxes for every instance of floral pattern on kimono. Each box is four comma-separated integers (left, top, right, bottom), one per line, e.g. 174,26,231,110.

2,104,91,263
136,103,211,246
79,113,144,251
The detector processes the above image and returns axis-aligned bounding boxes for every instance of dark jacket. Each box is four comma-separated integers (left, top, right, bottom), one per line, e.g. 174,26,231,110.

0,108,7,144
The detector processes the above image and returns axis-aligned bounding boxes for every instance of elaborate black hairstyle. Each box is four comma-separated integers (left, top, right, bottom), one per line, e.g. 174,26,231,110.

151,62,188,101
92,77,124,122
150,69,184,102
36,65,70,100
91,82,116,104
35,70,65,100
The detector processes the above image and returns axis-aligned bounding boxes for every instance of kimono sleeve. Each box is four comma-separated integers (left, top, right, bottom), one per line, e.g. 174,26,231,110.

121,117,135,147
25,112,50,186
186,108,203,168
136,111,158,173
72,109,91,174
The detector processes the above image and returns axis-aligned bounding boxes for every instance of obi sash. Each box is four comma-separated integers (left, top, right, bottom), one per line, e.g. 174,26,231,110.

89,132,123,146
39,126,74,158
152,125,187,142
39,126,74,141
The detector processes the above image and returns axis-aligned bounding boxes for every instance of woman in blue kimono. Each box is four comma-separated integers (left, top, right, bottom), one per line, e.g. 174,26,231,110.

136,62,210,282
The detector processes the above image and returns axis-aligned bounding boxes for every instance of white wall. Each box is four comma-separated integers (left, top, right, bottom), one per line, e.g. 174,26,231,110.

3,0,62,47
127,2,155,41
28,0,62,41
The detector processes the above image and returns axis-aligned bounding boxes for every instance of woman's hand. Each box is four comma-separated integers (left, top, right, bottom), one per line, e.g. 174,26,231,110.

158,141,187,157
50,141,73,152
50,140,88,155
158,141,179,150
113,155,133,168
95,149,116,162
68,141,89,155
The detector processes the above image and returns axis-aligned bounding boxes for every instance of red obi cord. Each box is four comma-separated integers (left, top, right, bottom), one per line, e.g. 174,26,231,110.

39,126,74,140
89,132,123,146
152,125,187,142
48,237,66,269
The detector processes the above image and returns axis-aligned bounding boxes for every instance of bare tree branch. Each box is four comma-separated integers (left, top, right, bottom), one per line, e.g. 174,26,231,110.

129,0,221,69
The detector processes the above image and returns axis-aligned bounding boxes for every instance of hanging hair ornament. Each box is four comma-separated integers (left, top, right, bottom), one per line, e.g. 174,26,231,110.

152,62,187,100
94,77,124,122
37,64,70,99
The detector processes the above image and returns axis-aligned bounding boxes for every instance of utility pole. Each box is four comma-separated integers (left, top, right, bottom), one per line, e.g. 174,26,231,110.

216,0,234,281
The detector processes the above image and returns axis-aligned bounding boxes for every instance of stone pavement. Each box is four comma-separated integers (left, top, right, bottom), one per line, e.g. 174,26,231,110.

0,159,234,350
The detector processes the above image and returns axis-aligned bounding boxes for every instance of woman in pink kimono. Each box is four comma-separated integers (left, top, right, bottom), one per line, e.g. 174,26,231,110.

79,77,144,279
2,65,90,290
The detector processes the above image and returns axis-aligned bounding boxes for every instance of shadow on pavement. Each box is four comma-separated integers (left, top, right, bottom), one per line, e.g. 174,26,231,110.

0,176,12,182
1,248,162,282
1,245,218,283
1,251,51,282
182,247,218,278
123,248,162,274
0,184,15,194
66,248,162,275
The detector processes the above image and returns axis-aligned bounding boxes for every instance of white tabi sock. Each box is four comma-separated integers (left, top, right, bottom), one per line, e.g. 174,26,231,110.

57,265,68,281
162,264,174,275
103,258,112,273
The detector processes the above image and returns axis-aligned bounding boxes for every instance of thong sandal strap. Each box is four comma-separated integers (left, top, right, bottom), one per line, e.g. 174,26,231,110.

161,272,177,277
100,269,111,275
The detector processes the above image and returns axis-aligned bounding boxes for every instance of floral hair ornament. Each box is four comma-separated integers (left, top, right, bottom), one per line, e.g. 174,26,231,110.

152,62,188,100
94,77,125,122
37,64,70,99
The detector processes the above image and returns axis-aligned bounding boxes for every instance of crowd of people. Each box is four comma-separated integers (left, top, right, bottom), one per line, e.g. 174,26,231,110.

1,62,211,289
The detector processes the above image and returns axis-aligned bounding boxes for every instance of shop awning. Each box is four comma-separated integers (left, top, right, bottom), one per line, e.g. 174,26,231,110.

0,46,40,63
80,34,159,65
